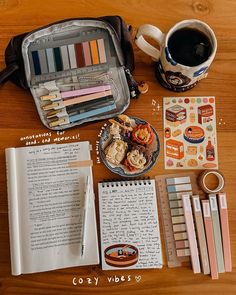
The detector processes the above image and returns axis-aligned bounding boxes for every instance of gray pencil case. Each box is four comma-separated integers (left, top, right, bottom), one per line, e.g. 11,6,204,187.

0,16,139,130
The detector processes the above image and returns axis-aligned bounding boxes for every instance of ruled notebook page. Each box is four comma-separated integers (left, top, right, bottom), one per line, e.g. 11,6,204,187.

98,179,162,270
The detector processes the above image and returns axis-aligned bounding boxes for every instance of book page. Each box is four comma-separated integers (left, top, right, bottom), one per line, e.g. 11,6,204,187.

98,179,162,270
7,142,99,275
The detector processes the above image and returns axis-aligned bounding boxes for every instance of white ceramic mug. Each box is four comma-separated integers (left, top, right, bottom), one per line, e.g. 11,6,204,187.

135,19,217,92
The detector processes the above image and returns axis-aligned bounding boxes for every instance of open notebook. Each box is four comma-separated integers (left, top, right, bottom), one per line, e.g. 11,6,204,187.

98,179,162,270
5,141,99,275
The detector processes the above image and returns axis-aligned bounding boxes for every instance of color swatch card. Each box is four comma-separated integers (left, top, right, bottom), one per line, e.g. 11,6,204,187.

28,27,115,83
98,179,162,270
163,96,218,169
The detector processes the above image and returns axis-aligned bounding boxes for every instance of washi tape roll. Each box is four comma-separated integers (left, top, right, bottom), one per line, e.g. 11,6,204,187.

198,170,225,194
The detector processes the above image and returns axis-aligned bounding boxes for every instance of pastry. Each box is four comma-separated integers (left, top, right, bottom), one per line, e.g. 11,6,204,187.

172,129,182,137
187,159,198,167
124,149,147,171
206,125,213,132
132,123,154,145
202,162,217,168
189,112,196,123
110,123,121,138
105,139,128,165
109,115,133,132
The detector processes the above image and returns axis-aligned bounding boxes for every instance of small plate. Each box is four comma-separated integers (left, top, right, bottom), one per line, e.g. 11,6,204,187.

99,117,160,177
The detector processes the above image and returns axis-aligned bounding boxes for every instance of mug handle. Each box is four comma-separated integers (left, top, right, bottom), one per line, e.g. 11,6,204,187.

135,24,164,61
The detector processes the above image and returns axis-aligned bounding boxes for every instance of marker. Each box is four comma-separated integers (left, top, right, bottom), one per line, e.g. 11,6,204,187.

49,103,116,127
43,90,112,111
40,84,111,101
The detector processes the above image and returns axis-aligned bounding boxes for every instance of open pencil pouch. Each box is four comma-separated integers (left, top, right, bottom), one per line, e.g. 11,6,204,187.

0,16,139,130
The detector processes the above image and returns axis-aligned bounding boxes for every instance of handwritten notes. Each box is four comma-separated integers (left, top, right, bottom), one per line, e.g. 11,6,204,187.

98,180,162,270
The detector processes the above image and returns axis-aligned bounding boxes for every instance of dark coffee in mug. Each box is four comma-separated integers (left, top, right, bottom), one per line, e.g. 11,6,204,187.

168,28,212,67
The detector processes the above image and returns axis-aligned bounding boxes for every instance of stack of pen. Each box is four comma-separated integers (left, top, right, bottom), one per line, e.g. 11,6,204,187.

40,84,116,127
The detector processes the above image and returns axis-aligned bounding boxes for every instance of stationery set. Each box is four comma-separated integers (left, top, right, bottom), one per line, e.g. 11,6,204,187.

0,16,138,129
1,16,232,278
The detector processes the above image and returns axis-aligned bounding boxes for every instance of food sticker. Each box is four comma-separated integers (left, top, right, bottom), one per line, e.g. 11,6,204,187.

163,96,218,169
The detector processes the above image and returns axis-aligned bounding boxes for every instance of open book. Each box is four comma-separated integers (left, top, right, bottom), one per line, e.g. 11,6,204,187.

5,141,99,275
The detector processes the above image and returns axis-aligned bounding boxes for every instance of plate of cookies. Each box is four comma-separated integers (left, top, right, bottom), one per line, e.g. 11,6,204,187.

99,115,160,177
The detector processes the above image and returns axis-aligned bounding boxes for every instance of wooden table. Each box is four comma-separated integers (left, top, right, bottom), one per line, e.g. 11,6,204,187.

0,0,236,294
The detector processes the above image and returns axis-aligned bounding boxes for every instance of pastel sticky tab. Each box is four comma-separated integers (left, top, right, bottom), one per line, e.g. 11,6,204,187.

166,176,191,185
38,49,48,74
68,44,77,69
53,47,63,71
82,41,92,66
175,240,189,249
46,48,56,73
174,232,188,241
169,200,183,209
168,191,192,201
32,51,41,75
171,208,184,216
60,45,70,70
177,248,191,257
97,38,107,63
167,184,192,193
90,40,99,65
75,43,85,67
172,216,185,224
173,224,186,232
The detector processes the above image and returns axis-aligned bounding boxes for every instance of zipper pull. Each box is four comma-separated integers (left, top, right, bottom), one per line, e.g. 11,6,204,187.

124,68,140,99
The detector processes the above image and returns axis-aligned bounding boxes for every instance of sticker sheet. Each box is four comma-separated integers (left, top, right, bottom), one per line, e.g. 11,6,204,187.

163,96,218,169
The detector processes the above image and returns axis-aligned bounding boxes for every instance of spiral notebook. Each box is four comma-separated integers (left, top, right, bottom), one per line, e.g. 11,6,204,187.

98,179,162,270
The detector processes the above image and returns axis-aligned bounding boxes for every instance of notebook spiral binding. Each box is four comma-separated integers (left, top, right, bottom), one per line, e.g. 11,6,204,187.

101,177,151,188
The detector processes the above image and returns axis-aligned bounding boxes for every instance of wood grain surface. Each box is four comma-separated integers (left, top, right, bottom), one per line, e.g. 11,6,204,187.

0,0,236,294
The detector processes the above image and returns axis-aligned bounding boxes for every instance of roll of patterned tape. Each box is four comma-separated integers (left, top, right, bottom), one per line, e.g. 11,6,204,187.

198,170,225,194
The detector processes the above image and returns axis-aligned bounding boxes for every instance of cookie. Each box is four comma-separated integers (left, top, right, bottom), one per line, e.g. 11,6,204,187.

189,112,196,123
187,159,198,167
202,162,217,168
125,149,147,171
105,139,128,165
172,129,182,137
